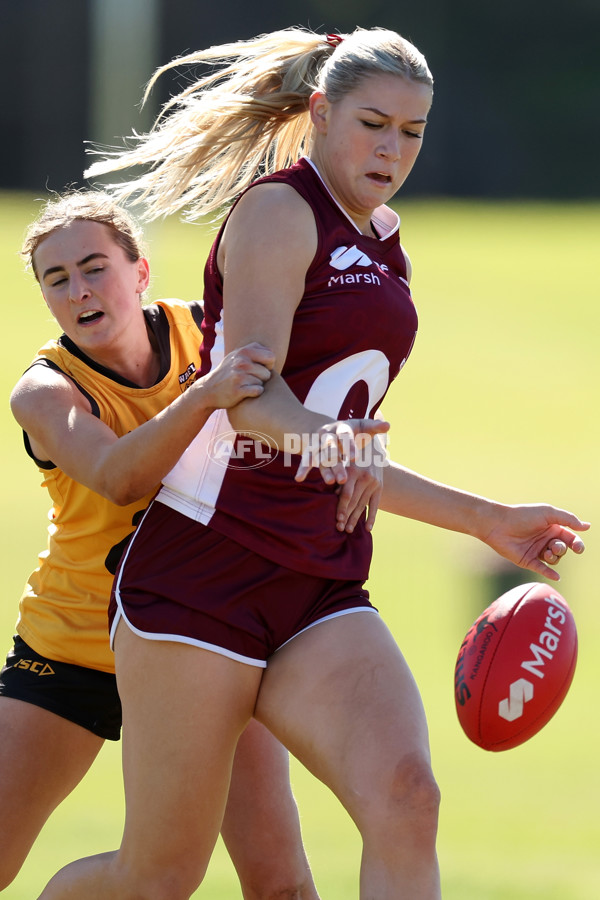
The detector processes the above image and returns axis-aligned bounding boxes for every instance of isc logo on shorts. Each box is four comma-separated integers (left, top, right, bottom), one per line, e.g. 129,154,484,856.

14,659,55,676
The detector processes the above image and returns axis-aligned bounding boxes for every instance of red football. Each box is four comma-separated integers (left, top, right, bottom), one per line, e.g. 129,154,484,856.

454,582,578,751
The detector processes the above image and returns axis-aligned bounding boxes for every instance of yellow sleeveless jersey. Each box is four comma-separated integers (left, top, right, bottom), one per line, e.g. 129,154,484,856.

16,299,204,673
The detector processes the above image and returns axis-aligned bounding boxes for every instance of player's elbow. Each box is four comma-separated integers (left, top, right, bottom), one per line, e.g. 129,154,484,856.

93,452,153,505
99,475,146,507
109,489,139,507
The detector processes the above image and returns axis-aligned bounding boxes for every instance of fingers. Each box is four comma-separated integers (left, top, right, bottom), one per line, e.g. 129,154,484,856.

538,526,588,565
295,423,357,484
335,478,366,532
539,539,568,566
295,432,353,484
224,344,275,386
528,556,562,583
238,381,268,399
236,361,273,385
363,418,390,435
561,530,587,553
335,476,355,527
318,458,348,486
346,418,390,448
542,508,591,539
555,511,591,532
325,422,357,463
237,342,276,370
202,344,276,409
334,462,383,533
339,480,381,533
295,419,390,485
536,525,588,579
364,485,381,533
222,347,274,399
226,370,269,402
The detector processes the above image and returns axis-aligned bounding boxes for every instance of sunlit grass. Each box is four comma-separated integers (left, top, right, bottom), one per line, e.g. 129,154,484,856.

1,194,598,899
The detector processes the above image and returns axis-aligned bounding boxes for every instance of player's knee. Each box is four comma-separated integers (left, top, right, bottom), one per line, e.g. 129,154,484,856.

388,753,440,847
361,752,441,848
396,754,440,827
240,878,312,900
236,855,314,899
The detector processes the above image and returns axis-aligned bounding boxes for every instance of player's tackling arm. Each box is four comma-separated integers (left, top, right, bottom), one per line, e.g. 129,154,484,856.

10,343,273,506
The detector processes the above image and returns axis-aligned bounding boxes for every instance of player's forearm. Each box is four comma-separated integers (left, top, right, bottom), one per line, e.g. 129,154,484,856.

96,382,217,504
380,460,503,541
226,371,333,451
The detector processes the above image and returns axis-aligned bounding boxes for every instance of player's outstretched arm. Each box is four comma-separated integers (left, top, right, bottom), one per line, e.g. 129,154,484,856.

336,460,589,579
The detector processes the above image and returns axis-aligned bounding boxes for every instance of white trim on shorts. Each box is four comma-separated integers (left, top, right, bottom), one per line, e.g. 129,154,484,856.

109,501,267,669
274,606,380,656
111,606,377,671
111,606,267,668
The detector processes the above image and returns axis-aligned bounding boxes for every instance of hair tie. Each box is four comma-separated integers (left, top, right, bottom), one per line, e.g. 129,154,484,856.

325,34,343,48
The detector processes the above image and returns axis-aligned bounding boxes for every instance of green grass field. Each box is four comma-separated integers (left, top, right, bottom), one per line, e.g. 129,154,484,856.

1,192,598,898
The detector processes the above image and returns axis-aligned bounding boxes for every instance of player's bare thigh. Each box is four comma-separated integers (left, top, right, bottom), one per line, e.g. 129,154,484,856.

0,697,103,887
112,621,263,884
255,611,433,810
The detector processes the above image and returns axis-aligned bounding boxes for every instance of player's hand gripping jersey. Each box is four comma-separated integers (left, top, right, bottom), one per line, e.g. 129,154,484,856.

159,158,418,580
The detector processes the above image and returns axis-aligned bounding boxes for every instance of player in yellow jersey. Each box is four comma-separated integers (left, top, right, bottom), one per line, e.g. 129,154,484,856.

0,191,320,898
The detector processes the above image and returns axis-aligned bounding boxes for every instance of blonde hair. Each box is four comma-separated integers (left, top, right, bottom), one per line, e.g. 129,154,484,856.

85,26,433,222
21,190,146,280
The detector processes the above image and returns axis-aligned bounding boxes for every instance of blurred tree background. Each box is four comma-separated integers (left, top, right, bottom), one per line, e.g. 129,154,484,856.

1,0,598,199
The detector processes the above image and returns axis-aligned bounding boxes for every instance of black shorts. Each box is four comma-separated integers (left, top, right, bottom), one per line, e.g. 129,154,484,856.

0,636,122,740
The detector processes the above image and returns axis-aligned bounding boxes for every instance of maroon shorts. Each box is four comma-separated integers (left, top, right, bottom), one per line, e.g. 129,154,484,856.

109,501,376,667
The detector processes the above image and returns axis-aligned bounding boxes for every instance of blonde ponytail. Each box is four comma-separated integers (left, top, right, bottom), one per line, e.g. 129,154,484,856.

85,28,333,220
85,26,432,222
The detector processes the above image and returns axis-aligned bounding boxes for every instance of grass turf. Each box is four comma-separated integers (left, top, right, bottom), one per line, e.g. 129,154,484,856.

1,193,598,898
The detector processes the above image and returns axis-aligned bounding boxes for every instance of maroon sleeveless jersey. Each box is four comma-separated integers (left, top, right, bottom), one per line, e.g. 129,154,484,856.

158,157,418,579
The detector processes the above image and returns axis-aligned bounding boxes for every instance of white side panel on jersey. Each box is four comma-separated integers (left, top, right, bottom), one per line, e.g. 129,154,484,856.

159,319,228,520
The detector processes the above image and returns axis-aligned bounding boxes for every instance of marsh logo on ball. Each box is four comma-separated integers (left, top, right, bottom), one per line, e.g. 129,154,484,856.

454,583,578,751
498,678,534,722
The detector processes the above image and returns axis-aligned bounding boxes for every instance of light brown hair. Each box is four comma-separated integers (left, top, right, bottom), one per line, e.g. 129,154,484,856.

22,190,146,280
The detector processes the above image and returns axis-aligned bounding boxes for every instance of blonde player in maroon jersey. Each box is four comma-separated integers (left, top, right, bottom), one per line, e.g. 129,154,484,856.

39,28,588,899
2,190,322,899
